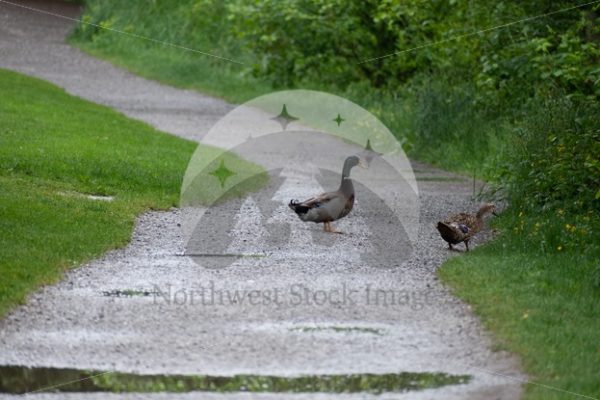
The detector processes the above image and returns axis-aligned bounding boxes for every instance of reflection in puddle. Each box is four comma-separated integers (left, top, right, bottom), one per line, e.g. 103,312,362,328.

101,289,159,297
0,365,470,394
290,326,384,335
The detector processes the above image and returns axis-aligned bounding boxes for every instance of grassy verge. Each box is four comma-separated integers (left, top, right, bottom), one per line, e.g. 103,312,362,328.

67,38,270,105
439,212,600,399
0,69,262,318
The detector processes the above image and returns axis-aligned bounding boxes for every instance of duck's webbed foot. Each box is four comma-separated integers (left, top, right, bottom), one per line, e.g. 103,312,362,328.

324,222,344,234
447,243,462,252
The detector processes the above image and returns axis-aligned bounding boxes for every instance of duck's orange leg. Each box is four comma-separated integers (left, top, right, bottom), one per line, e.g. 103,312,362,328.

323,222,343,234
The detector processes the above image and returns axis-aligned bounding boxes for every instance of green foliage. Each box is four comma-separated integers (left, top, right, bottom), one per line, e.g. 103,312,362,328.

479,10,600,100
404,81,507,174
498,94,600,214
73,0,600,95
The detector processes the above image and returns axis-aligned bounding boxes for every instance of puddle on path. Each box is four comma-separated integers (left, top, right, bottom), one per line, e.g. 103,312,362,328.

290,326,384,335
57,191,115,202
0,365,470,394
101,289,160,297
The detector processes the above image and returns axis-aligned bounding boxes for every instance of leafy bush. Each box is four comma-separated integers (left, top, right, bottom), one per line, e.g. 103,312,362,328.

498,94,600,213
491,93,600,262
74,0,599,96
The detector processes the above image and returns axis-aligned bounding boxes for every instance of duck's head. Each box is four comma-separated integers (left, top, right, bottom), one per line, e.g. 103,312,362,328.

342,155,367,178
477,203,498,218
347,155,367,168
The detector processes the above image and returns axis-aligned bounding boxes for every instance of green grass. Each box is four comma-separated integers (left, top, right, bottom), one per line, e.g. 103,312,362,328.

0,68,263,317
439,213,600,400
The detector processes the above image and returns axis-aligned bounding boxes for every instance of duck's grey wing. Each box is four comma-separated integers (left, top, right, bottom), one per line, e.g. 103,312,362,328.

289,191,344,222
299,191,339,208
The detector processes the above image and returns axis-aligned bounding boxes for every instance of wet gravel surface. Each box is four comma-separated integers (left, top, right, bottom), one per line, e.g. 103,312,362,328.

0,1,523,398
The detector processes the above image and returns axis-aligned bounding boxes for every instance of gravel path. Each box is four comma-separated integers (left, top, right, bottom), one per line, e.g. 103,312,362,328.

0,1,523,399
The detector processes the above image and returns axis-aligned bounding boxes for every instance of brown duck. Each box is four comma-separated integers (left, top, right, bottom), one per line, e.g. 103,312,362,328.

437,203,497,251
289,155,366,234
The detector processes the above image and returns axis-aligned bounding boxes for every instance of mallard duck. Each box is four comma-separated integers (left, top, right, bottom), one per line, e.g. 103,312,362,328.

289,155,366,234
437,203,497,251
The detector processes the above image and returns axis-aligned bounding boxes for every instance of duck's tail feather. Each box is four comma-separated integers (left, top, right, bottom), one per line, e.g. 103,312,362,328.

437,221,465,243
289,199,310,215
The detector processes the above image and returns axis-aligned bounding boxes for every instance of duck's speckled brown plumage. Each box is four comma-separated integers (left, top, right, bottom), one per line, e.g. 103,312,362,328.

437,203,497,251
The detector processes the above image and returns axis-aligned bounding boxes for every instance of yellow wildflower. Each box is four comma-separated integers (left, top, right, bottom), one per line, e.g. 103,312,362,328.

557,245,563,251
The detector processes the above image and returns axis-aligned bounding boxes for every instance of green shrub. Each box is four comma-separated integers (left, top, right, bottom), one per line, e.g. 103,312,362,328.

492,93,600,264
498,94,600,213
73,0,599,96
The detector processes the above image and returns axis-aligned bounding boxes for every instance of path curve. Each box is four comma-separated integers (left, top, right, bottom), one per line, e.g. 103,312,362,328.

0,1,523,399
